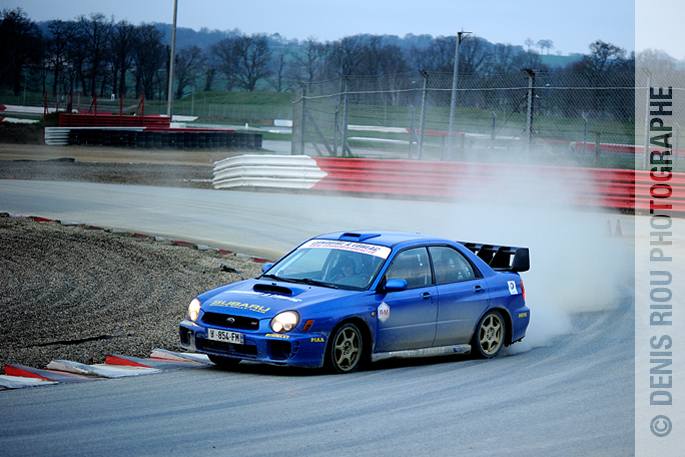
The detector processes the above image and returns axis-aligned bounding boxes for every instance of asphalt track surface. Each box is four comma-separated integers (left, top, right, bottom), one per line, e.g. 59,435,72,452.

0,179,638,456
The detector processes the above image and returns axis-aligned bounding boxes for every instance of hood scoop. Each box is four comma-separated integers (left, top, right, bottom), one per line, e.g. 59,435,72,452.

253,283,293,296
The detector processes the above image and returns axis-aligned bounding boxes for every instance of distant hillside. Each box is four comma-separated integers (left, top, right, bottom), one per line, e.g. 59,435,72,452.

540,53,584,68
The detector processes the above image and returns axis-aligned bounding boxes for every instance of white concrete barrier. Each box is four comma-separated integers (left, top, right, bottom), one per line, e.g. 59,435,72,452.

44,127,71,145
213,154,327,190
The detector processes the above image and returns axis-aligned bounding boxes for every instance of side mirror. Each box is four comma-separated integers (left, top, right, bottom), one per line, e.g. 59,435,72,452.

261,263,273,273
384,278,408,292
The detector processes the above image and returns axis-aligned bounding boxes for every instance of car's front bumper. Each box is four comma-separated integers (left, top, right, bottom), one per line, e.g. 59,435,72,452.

179,320,329,368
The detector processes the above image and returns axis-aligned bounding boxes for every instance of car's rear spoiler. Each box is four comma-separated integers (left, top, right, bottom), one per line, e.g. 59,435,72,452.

458,242,530,273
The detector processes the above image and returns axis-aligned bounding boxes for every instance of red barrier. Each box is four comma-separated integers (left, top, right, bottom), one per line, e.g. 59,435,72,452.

58,113,170,128
311,158,685,213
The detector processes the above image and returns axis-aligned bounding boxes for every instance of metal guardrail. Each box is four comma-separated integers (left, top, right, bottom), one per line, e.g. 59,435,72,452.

212,154,685,213
44,127,71,145
45,127,262,149
213,155,327,190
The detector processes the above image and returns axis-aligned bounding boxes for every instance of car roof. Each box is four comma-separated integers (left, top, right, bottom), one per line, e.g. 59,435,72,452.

315,231,449,249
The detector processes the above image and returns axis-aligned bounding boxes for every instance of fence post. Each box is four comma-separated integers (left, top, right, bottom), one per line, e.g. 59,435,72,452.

300,85,307,155
595,132,601,166
642,69,651,170
418,70,429,160
491,111,497,150
342,78,350,157
524,68,535,152
582,112,589,160
333,77,341,157
408,105,416,158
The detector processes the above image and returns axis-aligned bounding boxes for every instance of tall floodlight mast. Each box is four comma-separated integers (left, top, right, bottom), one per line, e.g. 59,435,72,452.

166,0,178,118
446,30,471,160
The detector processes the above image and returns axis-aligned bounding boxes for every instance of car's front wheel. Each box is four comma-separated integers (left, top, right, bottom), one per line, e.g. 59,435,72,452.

471,310,505,358
327,322,363,374
208,354,241,369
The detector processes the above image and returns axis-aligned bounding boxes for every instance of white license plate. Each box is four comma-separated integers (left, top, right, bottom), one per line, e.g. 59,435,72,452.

207,328,244,345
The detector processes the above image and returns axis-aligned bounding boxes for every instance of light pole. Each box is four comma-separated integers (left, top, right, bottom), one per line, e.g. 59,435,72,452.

166,0,178,119
446,30,471,160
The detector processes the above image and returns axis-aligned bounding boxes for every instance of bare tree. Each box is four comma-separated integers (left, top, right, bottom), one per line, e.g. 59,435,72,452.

76,13,112,96
291,37,327,86
571,40,630,118
537,39,554,55
637,49,676,75
234,34,271,91
213,34,272,92
576,40,627,77
524,38,535,52
328,35,367,76
203,66,216,92
174,45,206,98
487,43,519,74
359,35,408,76
459,35,491,74
413,35,455,73
46,20,76,97
0,8,43,96
133,24,166,100
269,44,291,92
517,49,545,69
110,20,136,97
212,37,241,91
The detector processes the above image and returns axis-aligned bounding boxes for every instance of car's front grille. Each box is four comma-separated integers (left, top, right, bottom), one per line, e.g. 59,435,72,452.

198,339,258,357
201,312,260,331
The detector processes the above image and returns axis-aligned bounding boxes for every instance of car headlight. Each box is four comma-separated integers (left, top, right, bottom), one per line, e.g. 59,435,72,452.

188,298,201,322
270,311,299,333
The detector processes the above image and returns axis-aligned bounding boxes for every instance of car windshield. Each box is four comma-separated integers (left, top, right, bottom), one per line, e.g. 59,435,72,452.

262,239,391,290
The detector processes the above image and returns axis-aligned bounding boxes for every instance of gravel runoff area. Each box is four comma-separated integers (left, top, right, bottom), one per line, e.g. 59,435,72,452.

0,144,267,371
0,214,264,371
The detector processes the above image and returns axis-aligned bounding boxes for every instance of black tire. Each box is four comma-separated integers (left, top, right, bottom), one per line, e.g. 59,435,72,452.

327,322,364,374
208,354,241,369
471,310,505,359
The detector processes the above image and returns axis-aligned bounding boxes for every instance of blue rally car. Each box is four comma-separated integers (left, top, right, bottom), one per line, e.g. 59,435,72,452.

179,231,530,373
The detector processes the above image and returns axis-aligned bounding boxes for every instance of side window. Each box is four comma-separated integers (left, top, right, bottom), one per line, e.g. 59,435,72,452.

385,247,431,289
429,246,476,285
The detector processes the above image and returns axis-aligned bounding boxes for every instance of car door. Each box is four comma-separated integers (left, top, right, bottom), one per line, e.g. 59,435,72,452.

429,246,491,346
374,247,438,352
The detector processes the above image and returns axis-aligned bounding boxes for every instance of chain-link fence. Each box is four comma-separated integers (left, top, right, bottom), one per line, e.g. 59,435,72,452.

292,70,649,169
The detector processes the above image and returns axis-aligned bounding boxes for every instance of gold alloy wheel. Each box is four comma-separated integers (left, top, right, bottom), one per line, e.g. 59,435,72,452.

331,323,362,373
478,312,504,356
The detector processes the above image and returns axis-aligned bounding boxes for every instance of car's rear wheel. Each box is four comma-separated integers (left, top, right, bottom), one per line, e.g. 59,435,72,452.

208,354,241,369
327,322,363,374
471,310,505,358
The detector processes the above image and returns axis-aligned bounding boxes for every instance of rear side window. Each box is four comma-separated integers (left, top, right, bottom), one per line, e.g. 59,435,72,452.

385,247,432,289
428,246,476,284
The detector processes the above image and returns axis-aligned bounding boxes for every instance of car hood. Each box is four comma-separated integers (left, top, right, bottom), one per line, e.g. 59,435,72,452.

196,278,362,319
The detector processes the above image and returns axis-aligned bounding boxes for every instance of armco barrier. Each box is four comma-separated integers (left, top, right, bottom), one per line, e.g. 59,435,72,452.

58,113,171,128
44,127,262,149
214,155,327,189
212,155,685,213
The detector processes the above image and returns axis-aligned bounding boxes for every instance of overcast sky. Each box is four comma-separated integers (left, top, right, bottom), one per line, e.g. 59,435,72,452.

3,0,681,59
4,0,629,55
